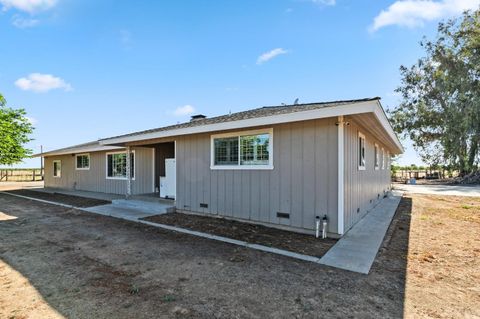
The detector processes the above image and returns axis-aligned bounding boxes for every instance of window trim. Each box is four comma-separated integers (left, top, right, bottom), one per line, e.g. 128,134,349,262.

105,150,136,180
53,160,61,178
374,143,380,170
387,151,390,169
381,147,385,170
358,132,366,171
210,128,274,170
75,153,90,170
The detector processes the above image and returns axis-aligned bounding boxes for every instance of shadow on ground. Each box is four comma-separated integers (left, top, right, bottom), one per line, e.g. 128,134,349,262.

0,193,412,319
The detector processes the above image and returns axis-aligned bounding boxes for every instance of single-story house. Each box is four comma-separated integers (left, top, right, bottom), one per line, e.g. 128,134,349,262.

36,97,403,237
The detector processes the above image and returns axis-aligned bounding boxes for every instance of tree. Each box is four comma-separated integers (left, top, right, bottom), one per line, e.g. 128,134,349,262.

0,93,34,165
389,9,480,175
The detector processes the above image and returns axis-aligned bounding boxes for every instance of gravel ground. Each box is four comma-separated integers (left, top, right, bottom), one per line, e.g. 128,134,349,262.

393,183,480,197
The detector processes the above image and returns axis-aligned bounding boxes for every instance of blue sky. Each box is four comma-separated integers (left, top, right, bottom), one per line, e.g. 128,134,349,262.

1,0,478,168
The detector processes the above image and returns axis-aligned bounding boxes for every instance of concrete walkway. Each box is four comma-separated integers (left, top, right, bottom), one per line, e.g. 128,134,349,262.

394,183,480,197
319,191,402,274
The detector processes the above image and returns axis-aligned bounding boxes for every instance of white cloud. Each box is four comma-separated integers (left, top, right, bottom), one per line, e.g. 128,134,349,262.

11,14,38,28
371,0,480,31
15,73,72,93
256,48,288,65
311,0,336,5
25,116,37,125
173,105,195,116
0,0,57,14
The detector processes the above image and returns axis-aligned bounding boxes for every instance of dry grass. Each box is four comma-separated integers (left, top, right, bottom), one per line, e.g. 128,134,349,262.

404,194,480,318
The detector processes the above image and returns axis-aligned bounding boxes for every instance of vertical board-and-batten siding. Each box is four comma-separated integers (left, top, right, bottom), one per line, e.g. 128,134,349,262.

176,118,339,234
44,147,154,195
343,119,392,232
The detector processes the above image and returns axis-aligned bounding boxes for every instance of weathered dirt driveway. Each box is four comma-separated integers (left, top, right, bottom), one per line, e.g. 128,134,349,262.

0,188,478,318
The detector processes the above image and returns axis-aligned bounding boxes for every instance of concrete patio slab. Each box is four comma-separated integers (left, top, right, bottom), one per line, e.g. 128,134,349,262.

83,199,175,221
319,191,402,274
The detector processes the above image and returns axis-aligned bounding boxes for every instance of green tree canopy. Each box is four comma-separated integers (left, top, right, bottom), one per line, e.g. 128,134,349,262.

0,93,34,165
390,9,480,175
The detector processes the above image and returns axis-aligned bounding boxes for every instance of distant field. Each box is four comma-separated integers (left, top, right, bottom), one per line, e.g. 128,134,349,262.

0,169,43,182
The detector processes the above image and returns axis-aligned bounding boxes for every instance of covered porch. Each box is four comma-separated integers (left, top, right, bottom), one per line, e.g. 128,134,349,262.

122,139,176,200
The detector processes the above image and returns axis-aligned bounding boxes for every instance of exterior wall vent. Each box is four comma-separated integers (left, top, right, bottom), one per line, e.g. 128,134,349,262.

277,212,290,219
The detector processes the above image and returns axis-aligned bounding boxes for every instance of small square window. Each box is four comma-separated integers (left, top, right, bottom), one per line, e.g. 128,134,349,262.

76,154,90,170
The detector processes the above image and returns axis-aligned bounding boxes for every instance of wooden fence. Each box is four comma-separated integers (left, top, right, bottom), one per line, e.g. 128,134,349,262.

0,169,43,182
392,169,458,182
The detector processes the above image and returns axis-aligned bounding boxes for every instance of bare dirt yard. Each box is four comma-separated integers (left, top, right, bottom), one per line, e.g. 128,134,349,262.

0,189,479,318
6,189,111,207
143,213,337,257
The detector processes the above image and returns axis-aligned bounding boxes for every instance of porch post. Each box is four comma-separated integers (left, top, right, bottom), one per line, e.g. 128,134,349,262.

126,146,132,198
337,115,345,235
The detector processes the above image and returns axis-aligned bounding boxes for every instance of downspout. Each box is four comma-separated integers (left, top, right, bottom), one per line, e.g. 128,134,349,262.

126,146,132,199
337,116,345,235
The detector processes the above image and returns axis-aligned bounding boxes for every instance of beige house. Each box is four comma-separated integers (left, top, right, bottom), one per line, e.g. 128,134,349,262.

38,98,403,237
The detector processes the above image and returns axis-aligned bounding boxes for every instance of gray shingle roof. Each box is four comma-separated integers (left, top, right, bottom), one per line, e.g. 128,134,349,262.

100,97,380,141
34,140,122,157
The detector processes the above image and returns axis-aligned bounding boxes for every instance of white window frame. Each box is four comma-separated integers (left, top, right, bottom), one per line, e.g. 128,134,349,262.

53,160,61,178
387,151,390,169
381,147,385,170
75,153,90,170
105,150,135,180
374,143,380,170
358,132,366,171
210,128,274,170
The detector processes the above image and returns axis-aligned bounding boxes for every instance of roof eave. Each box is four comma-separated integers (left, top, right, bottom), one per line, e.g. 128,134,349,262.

372,100,404,154
99,100,382,145
33,145,124,158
